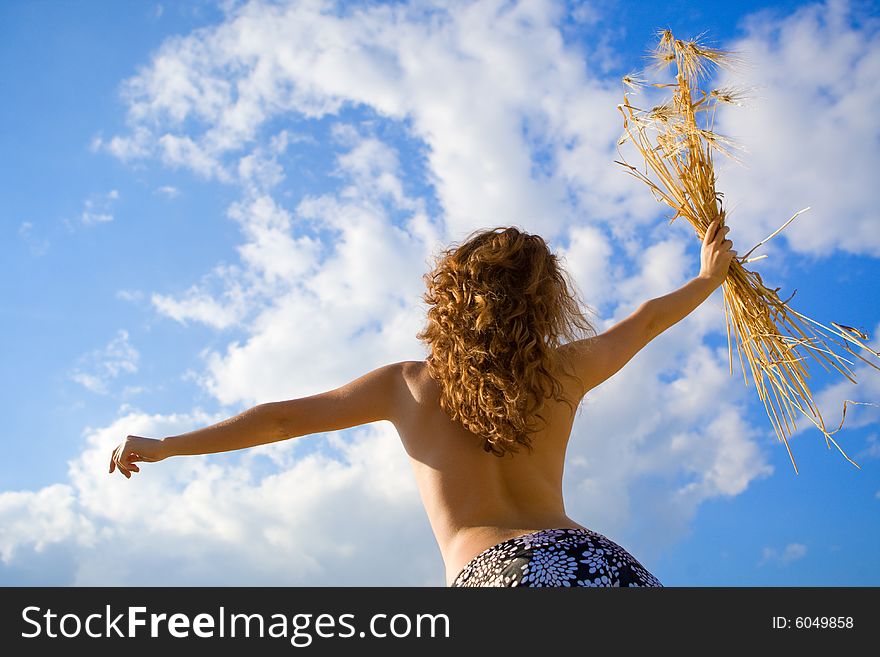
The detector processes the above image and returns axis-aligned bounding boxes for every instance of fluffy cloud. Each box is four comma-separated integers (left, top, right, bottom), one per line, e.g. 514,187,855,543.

759,542,808,566
79,189,120,226
787,319,880,469
95,0,658,238
713,0,880,258
69,329,140,395
1,410,437,585
17,220,50,256
150,264,252,330
556,223,615,312
0,484,95,565
155,185,181,198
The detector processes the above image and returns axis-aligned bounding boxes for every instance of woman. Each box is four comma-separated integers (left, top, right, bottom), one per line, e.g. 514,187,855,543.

109,217,736,587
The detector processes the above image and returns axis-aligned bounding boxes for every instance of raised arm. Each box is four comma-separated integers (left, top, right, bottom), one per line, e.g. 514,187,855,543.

558,217,735,398
109,361,407,478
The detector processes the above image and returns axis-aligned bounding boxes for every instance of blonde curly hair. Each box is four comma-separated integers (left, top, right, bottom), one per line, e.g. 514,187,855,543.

416,225,599,457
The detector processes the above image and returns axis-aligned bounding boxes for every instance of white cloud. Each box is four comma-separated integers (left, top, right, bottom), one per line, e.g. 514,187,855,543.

1,410,438,585
69,329,140,395
614,238,692,311
99,0,659,236
159,133,232,181
557,223,615,311
69,373,106,394
759,542,808,566
80,189,121,226
785,319,880,468
0,484,95,564
83,212,113,225
237,150,284,194
713,0,880,258
151,272,249,330
105,126,153,161
116,289,145,303
149,130,436,344
859,433,880,460
199,168,436,404
155,185,181,198
121,385,148,398
229,195,323,288
17,220,50,256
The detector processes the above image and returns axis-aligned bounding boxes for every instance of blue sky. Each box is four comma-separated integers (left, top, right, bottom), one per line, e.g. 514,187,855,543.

2,0,879,586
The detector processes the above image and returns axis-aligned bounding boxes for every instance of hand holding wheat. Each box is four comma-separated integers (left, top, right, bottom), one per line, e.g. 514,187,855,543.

699,217,736,284
615,29,880,473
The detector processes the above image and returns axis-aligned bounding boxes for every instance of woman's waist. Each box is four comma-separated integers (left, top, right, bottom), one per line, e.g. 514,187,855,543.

445,515,588,584
452,516,588,549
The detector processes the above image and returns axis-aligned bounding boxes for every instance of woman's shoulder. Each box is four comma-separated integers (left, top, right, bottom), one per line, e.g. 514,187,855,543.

397,359,427,385
397,359,437,404
401,359,428,372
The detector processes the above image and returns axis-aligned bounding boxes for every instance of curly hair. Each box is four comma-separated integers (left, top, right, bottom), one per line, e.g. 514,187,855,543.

416,225,599,458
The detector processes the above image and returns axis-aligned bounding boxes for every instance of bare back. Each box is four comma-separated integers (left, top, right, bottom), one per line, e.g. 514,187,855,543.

393,356,589,586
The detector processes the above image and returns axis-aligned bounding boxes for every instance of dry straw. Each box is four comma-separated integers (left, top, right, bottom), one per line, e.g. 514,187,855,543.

615,29,879,474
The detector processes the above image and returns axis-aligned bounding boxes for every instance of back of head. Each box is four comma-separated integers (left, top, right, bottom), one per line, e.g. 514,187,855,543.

416,225,598,457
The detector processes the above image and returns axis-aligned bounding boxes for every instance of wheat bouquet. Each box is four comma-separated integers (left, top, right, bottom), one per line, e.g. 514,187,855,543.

615,29,879,473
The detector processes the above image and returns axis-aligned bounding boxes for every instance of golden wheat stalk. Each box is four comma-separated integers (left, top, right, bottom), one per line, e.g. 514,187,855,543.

615,29,880,474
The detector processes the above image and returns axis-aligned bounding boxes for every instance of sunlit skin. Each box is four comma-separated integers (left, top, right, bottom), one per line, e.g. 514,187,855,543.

110,218,735,585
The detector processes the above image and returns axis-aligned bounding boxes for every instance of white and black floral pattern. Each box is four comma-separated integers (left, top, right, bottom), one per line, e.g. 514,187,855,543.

450,528,663,587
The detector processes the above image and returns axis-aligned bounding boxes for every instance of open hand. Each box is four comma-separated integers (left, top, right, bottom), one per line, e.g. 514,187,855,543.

109,435,168,479
699,217,737,284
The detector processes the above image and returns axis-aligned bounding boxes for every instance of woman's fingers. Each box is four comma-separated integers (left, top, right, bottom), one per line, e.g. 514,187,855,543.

109,445,134,479
703,218,720,244
109,437,159,478
119,450,137,475
704,219,732,247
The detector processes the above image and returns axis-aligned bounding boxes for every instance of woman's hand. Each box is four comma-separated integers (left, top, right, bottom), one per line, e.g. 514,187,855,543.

109,435,168,479
699,217,737,284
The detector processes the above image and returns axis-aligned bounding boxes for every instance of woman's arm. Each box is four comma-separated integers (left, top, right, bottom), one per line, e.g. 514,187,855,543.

108,404,288,479
161,403,283,458
108,361,408,479
556,217,736,397
644,217,737,340
643,275,719,340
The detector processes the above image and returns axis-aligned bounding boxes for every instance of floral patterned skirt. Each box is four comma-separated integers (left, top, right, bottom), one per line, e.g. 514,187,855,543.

449,527,663,587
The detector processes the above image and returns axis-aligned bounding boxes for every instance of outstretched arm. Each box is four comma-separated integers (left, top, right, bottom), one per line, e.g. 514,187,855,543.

109,361,406,478
557,217,736,398
644,217,736,340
